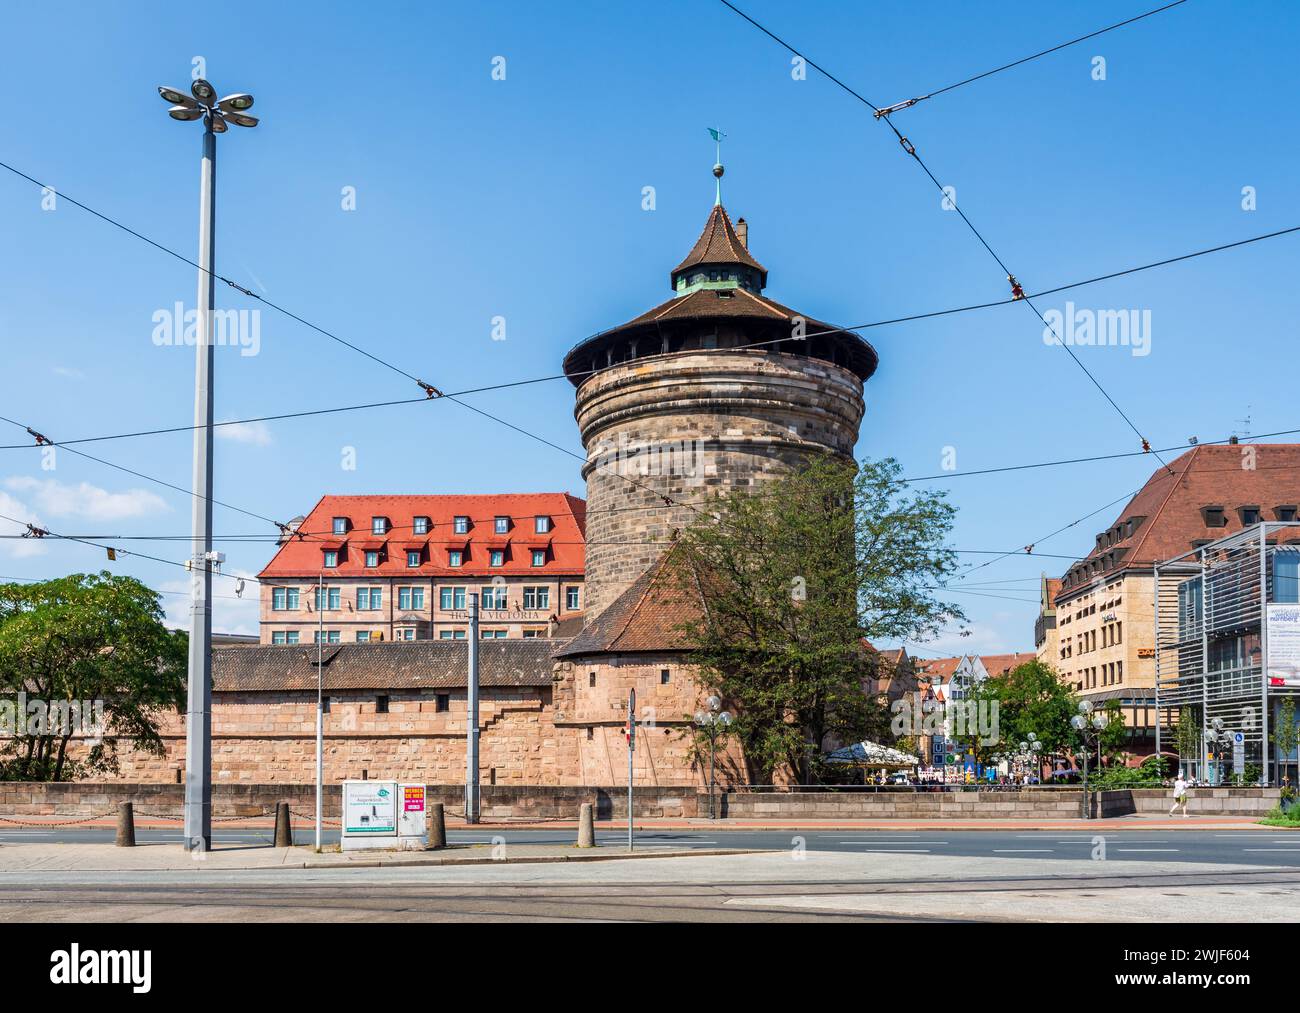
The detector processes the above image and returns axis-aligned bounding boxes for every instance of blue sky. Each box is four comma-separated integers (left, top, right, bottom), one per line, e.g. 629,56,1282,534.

0,0,1297,648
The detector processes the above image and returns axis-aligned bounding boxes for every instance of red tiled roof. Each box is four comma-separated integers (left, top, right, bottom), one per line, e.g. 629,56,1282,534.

914,656,962,679
556,550,699,657
259,493,586,579
213,639,561,692
980,652,1036,676
671,204,767,287
1055,444,1300,602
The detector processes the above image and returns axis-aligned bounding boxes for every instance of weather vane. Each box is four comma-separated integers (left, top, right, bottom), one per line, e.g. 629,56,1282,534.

708,127,726,205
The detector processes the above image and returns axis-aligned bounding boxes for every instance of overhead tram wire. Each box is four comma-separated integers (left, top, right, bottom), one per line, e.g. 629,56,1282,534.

8,154,1294,539
0,412,322,544
901,424,1300,483
0,158,712,524
871,0,1192,116
0,159,439,397
0,221,1293,453
717,0,1171,471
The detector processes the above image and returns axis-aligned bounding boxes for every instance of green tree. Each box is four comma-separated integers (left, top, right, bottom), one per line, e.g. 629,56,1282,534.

1271,695,1299,787
988,660,1079,768
1175,705,1201,775
0,572,186,780
673,455,963,785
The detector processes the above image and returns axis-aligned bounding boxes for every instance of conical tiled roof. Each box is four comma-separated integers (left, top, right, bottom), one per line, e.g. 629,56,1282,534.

671,204,767,289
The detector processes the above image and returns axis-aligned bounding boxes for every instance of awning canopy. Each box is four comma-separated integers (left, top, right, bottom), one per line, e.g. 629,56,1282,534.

825,740,922,767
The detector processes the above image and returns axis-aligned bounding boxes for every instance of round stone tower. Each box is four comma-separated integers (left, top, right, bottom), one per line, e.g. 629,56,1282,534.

563,192,877,619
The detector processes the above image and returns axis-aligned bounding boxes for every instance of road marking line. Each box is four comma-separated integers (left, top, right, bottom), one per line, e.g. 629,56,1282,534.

861,849,931,853
994,849,1053,852
1116,848,1180,852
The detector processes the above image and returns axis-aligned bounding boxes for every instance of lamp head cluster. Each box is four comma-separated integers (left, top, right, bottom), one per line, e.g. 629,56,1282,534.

158,80,258,133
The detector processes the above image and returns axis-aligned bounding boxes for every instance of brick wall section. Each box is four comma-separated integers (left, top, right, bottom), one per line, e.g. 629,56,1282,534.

55,686,567,786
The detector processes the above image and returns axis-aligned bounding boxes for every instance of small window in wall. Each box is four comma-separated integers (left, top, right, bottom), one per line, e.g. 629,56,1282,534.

586,727,594,741
376,695,389,714
322,696,331,714
436,693,450,713
589,672,596,688
660,669,670,685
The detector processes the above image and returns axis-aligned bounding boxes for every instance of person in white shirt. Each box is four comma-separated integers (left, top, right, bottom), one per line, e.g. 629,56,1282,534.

1170,773,1190,817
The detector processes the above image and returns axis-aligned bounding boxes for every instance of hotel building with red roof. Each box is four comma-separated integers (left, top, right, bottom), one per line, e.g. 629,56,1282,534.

1042,443,1300,754
257,492,587,645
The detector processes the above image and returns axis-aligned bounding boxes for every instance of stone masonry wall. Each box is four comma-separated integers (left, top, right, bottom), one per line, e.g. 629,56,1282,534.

574,350,865,617
54,686,564,785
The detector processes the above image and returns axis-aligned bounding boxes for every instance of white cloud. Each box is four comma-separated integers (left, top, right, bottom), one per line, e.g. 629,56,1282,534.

216,420,272,446
52,366,86,380
4,477,169,522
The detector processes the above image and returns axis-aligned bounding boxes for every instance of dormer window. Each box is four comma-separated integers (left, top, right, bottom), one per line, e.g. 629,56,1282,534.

406,550,421,568
413,516,430,535
1202,506,1227,528
371,516,389,535
332,517,348,535
365,550,380,568
490,550,504,567
448,550,463,567
1277,505,1298,522
454,516,469,535
1241,506,1262,525
534,516,551,534
323,550,339,568
494,516,509,534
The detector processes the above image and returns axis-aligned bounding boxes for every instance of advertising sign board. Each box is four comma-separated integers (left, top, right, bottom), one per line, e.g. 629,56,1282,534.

343,781,397,835
1267,604,1300,687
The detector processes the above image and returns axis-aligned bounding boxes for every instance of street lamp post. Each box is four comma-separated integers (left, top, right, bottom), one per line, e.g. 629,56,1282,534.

694,696,732,819
1205,717,1233,786
316,571,324,851
1071,700,1108,819
158,78,258,853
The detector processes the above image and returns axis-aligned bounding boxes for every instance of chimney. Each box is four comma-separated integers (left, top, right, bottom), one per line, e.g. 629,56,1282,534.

735,216,748,248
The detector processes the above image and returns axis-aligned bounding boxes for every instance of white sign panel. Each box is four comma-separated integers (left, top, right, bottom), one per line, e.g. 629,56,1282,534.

1266,604,1300,687
343,781,397,835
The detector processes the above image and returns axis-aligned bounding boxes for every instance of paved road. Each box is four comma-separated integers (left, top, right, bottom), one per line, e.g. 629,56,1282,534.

3,826,1299,866
3,848,1299,922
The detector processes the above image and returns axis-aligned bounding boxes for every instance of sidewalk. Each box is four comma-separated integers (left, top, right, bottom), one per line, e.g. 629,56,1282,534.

0,841,761,873
0,814,1281,832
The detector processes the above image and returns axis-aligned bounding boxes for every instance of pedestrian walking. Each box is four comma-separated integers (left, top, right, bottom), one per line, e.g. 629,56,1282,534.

1169,773,1190,817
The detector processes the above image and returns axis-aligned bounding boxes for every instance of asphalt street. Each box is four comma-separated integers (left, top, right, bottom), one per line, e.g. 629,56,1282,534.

3,826,1299,866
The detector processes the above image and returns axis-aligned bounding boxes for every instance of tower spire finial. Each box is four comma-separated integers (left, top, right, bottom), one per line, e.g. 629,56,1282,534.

708,127,726,206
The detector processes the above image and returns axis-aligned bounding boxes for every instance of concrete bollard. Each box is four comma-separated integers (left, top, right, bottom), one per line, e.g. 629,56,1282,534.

274,801,292,848
115,802,135,848
578,802,595,848
428,803,446,849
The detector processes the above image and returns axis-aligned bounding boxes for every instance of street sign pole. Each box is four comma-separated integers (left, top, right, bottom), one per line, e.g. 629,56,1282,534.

627,688,635,853
466,593,480,824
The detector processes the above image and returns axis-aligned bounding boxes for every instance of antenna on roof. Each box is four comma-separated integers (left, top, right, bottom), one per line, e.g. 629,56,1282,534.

707,127,726,206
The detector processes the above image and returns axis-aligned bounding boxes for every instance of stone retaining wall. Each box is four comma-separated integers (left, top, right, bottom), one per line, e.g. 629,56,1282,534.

0,784,1280,821
0,782,699,820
